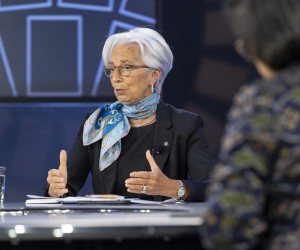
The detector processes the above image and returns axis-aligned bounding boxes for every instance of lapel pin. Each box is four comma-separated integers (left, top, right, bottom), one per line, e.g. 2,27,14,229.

164,142,169,147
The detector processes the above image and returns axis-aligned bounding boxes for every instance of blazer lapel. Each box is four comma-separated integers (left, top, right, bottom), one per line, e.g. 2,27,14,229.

152,102,173,170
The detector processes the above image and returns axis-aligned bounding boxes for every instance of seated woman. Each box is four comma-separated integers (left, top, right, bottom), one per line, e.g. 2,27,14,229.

46,27,214,202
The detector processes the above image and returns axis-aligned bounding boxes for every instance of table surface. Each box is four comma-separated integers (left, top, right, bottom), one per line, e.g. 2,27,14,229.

0,201,207,242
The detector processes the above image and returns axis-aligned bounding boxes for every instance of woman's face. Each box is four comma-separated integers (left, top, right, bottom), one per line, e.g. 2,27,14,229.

108,44,160,105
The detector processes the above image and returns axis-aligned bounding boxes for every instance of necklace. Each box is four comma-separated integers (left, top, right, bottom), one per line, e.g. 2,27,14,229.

130,115,156,128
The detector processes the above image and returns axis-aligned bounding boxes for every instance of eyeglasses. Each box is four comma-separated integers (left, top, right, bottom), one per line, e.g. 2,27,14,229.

103,65,152,77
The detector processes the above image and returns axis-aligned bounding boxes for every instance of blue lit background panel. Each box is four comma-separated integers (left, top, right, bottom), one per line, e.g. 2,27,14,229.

27,15,83,96
0,0,156,98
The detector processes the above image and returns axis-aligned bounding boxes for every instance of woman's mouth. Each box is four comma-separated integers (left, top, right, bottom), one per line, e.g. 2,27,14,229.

115,89,126,95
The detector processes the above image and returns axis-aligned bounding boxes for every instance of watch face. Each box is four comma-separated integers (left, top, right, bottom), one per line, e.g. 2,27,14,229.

177,186,186,198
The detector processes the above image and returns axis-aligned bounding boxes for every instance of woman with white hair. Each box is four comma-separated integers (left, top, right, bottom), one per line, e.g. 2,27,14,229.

46,27,214,202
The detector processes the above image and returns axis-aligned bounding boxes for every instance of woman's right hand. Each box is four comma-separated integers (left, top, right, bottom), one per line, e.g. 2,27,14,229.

47,150,68,197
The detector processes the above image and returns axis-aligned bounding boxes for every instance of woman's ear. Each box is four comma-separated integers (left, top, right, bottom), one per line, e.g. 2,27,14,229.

151,69,162,84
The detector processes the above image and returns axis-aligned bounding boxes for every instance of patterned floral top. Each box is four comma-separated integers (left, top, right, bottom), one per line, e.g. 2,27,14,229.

201,65,300,250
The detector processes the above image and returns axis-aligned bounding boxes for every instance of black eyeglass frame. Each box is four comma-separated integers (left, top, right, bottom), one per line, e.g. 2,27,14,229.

103,65,153,77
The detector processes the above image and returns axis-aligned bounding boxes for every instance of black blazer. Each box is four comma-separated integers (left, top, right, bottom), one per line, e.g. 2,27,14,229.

64,101,214,201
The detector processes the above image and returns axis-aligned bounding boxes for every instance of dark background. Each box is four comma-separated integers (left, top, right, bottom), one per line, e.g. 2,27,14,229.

0,0,258,201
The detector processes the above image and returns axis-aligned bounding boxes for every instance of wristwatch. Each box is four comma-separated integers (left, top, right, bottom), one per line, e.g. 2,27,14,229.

176,180,186,200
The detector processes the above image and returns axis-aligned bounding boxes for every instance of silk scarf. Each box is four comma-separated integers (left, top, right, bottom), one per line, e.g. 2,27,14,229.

83,93,160,171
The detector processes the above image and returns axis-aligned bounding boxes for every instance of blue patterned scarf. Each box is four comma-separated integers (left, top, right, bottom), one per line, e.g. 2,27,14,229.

83,93,160,171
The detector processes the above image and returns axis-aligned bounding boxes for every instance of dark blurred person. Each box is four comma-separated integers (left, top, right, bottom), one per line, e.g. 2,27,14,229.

201,0,300,249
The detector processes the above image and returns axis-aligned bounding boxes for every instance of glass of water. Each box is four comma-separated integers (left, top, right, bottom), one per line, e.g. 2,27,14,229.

0,166,6,207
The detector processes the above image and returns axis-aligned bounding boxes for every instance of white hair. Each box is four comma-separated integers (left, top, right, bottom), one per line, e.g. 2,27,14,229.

102,27,173,94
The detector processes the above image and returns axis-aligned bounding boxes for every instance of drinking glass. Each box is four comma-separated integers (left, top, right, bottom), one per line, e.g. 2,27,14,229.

0,166,6,206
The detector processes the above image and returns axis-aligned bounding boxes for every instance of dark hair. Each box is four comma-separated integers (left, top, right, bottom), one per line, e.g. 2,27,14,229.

225,0,300,70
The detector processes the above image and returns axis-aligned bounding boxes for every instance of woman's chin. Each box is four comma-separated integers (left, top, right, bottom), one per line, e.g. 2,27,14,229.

116,97,130,105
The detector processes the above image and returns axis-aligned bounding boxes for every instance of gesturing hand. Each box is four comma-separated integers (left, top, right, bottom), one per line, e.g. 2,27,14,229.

125,150,178,198
47,150,68,197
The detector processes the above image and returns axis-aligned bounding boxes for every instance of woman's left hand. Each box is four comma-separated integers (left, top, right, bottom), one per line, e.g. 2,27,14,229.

125,150,179,198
